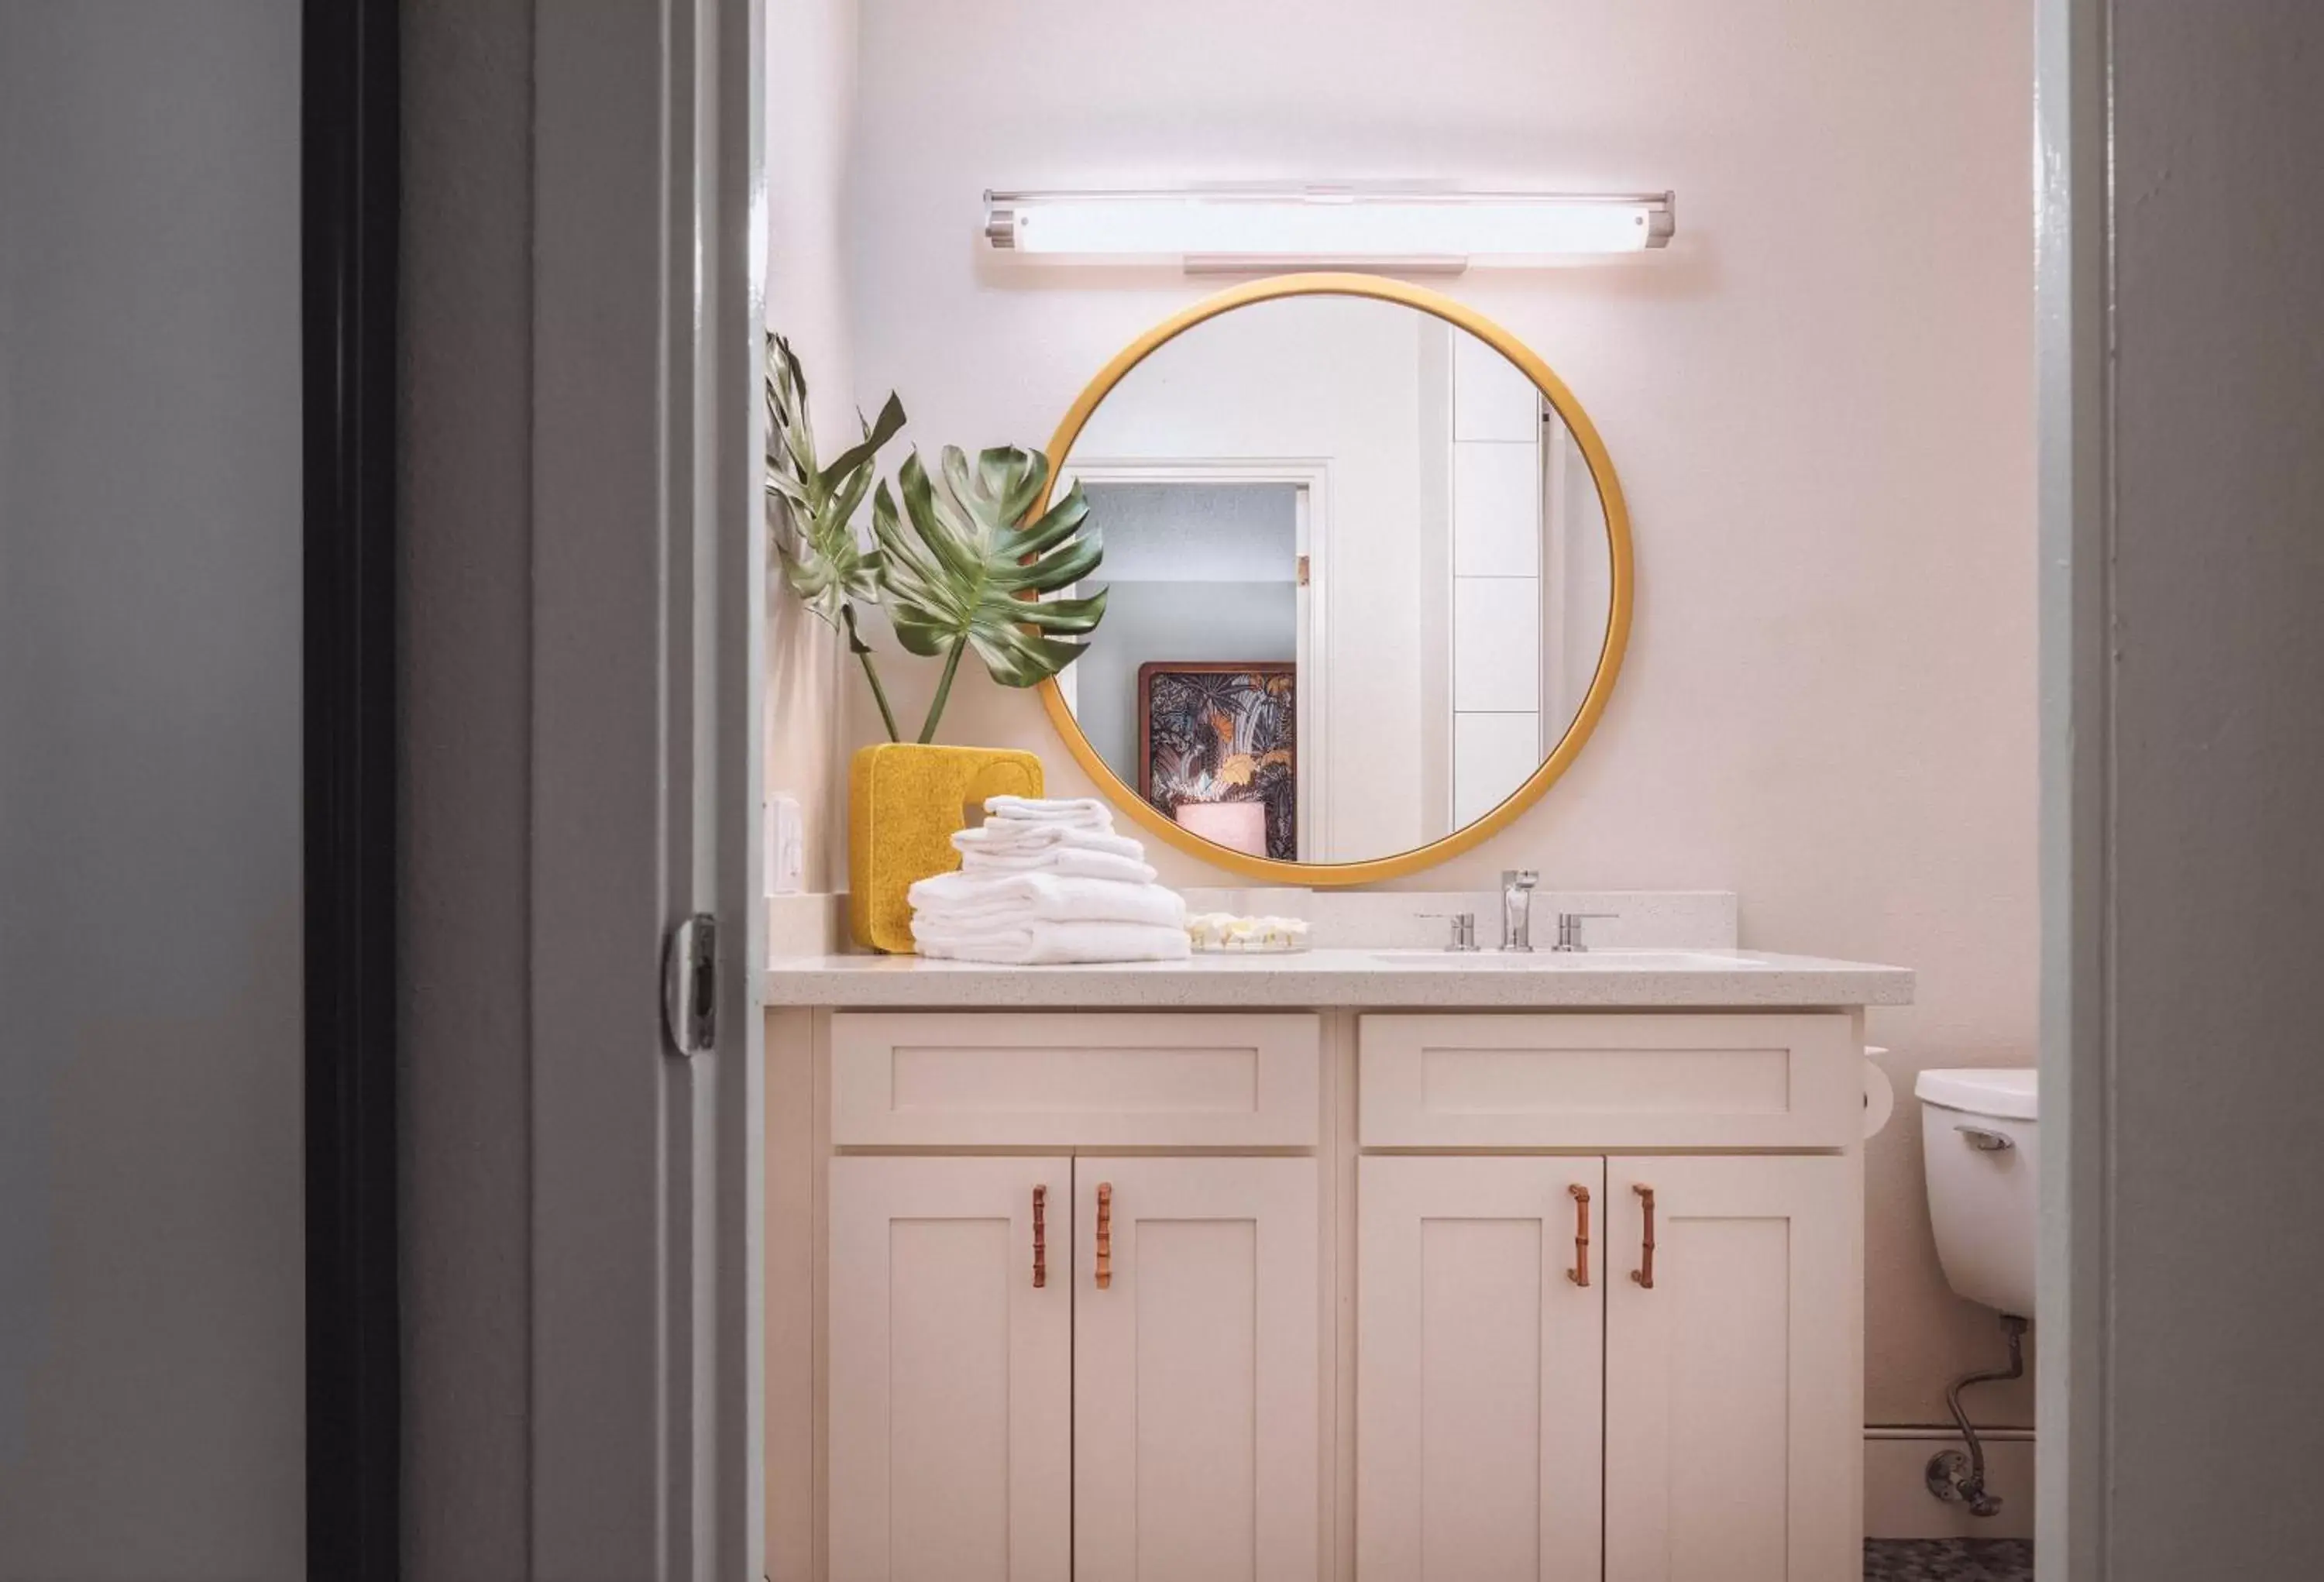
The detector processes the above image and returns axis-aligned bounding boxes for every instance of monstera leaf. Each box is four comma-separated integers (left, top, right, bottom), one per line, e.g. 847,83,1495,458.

765,333,908,736
873,445,1109,742
765,334,904,621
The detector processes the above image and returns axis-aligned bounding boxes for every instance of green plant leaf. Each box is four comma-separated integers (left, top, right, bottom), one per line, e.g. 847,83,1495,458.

825,394,906,492
874,445,1109,699
772,336,822,490
765,334,906,631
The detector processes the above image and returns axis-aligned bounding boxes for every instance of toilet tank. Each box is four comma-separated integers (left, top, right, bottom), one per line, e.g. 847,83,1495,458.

1917,1068,2038,1320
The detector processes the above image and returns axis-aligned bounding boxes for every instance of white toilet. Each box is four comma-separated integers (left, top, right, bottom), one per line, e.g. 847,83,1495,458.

1917,1066,2038,1320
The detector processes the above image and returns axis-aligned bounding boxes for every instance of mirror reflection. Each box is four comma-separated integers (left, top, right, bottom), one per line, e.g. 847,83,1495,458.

1053,292,1616,867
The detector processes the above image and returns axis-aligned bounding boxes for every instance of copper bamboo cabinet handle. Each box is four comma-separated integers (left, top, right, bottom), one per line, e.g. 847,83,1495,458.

1631,1183,1657,1290
1567,1184,1593,1287
1095,1182,1113,1290
1032,1185,1047,1288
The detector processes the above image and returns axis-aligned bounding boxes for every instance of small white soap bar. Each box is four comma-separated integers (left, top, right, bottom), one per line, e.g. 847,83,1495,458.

1184,911,1310,952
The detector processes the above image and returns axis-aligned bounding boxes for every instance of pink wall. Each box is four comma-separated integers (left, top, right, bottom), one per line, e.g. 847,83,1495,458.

765,0,861,892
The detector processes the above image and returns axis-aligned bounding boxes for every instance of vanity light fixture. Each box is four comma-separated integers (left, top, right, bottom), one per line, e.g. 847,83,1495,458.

982,187,1675,271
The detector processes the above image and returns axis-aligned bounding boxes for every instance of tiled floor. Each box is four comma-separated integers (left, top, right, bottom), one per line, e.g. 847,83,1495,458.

1865,1539,2035,1581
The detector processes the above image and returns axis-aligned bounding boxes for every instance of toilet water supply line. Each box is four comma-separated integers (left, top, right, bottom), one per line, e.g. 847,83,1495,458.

1927,1313,2030,1518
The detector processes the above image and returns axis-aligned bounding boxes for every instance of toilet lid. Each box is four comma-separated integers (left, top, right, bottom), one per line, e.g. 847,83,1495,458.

1915,1066,2037,1121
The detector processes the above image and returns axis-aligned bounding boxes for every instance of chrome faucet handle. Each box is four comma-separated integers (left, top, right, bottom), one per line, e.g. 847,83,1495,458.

1552,910,1620,953
1416,911,1479,952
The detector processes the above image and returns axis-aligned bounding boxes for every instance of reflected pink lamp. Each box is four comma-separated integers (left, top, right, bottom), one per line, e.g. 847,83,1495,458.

1173,800,1267,857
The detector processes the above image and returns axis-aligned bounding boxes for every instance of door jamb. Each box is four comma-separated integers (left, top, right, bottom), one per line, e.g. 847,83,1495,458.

2035,0,2112,1576
301,0,403,1574
529,1,765,1577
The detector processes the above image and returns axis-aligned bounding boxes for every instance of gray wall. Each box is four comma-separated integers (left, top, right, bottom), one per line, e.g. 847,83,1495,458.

0,4,305,1577
2064,0,2324,1573
399,2,538,1577
1086,482,1301,582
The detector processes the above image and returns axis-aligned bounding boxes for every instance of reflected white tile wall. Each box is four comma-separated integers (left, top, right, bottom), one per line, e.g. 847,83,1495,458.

1452,578,1541,711
1451,442,1542,576
1452,712,1540,826
1452,330,1540,442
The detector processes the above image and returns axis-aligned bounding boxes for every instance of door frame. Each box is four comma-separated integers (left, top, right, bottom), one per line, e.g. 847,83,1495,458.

2035,0,2109,1577
302,0,402,1575
325,1,2121,1577
528,1,765,1577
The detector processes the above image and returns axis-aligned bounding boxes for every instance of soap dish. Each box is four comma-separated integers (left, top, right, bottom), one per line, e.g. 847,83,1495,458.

1185,913,1311,954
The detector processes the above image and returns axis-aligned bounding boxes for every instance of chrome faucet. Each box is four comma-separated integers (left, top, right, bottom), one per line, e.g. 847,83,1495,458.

1499,870,1538,951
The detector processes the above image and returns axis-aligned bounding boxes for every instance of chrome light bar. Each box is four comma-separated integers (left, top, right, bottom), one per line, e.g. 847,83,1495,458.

982,187,1676,270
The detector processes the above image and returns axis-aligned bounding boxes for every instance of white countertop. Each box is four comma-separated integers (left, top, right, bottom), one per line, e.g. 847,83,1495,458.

761,947,1913,1009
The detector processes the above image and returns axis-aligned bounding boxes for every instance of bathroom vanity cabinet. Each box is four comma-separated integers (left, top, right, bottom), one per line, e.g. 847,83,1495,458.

827,1151,1319,1582
1359,1153,1855,1581
765,951,1907,1582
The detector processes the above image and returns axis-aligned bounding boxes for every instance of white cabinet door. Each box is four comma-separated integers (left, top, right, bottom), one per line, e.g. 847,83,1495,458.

1604,1156,1861,1582
829,1157,1071,1582
1072,1158,1321,1582
1356,1157,1607,1582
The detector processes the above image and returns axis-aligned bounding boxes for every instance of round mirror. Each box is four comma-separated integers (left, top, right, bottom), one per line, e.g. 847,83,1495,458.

1035,274,1631,883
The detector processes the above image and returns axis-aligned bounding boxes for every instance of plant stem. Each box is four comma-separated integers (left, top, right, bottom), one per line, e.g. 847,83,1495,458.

841,605,902,742
916,640,967,745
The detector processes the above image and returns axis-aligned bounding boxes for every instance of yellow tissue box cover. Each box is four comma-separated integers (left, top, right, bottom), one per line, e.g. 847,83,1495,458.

848,742,1044,953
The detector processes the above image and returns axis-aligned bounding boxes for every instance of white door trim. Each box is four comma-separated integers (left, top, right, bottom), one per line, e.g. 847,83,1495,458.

1058,456,1332,858
530,2,764,1577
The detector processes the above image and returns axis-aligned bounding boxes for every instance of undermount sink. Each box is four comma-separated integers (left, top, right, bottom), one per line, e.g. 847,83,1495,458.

1363,949,1772,969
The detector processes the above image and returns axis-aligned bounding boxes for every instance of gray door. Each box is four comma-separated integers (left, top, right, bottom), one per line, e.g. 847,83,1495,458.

0,4,308,1577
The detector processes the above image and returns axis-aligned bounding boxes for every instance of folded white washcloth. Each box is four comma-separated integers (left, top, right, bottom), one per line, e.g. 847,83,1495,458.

909,871,1186,930
913,918,1193,966
980,795,1112,828
958,845,1158,885
953,822,1146,861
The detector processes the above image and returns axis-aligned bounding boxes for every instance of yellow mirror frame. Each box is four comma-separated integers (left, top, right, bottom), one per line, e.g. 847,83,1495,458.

1033,273,1633,886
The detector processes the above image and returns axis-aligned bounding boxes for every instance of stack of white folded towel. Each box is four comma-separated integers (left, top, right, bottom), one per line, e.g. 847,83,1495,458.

909,796,1191,965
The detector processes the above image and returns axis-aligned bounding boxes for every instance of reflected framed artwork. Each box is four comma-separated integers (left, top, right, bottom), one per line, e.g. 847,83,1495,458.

1136,662,1297,862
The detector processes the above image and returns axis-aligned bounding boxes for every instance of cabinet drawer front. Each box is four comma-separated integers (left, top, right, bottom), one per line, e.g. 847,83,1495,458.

1360,1013,1858,1149
833,1012,1321,1147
